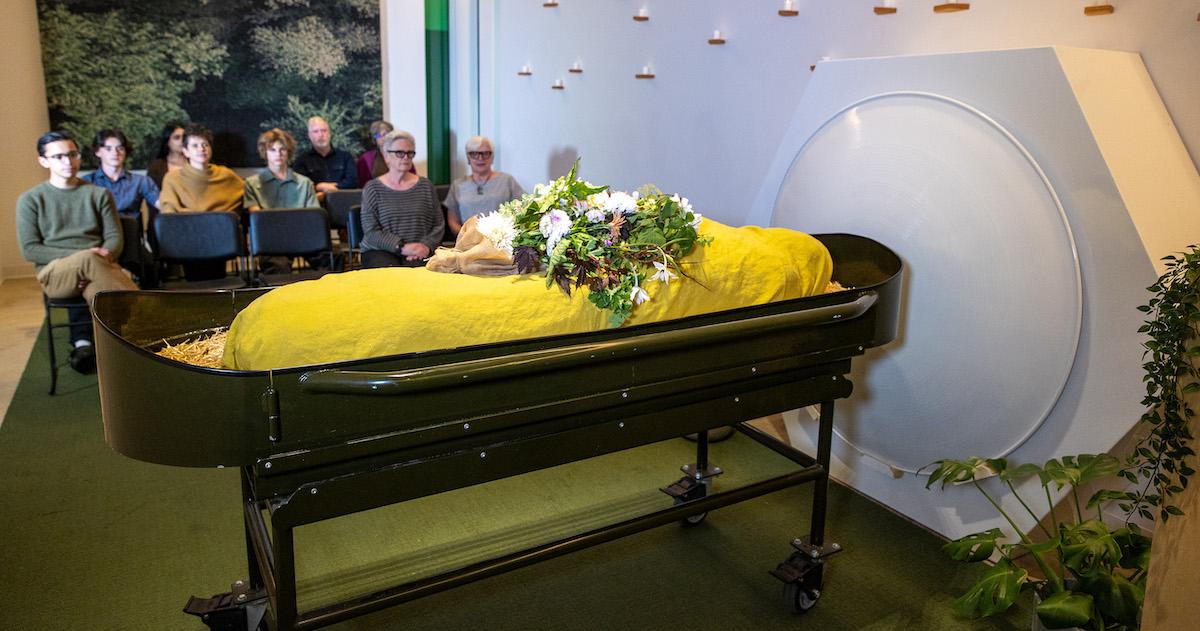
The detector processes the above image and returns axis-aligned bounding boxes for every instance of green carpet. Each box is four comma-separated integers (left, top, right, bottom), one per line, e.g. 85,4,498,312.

0,325,1032,630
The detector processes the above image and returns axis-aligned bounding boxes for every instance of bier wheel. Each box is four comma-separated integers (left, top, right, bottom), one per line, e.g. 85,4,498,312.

682,511,708,526
784,583,821,613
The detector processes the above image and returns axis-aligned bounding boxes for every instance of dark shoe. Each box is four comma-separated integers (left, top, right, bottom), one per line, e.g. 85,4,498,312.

69,344,96,374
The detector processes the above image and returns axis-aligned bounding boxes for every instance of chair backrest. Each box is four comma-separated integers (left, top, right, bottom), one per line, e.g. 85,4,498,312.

153,211,244,262
116,215,144,268
323,189,362,230
434,184,450,202
249,208,331,257
347,205,364,250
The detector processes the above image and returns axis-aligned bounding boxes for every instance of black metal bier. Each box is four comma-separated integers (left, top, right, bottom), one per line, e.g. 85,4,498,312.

92,234,903,630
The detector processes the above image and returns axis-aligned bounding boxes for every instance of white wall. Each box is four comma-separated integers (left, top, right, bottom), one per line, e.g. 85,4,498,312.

1,0,50,280
382,0,429,176
475,0,1200,227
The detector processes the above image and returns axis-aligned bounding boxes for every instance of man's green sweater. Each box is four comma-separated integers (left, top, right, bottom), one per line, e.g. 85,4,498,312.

17,181,122,269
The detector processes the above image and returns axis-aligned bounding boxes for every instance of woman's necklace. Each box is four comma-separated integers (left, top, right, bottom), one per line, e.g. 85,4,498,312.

471,172,492,195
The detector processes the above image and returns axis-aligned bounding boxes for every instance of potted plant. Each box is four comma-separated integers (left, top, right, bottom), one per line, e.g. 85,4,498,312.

923,245,1200,630
923,455,1151,630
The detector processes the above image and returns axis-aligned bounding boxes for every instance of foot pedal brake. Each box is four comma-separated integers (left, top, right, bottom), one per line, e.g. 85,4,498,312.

184,580,268,631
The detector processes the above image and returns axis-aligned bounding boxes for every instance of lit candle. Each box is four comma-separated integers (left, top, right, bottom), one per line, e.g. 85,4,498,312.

638,7,647,17
553,78,563,88
883,0,895,6
712,30,722,40
572,61,581,70
520,64,530,73
642,65,651,75
784,0,794,10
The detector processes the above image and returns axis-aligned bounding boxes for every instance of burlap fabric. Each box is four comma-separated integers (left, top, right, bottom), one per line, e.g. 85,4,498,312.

426,216,520,276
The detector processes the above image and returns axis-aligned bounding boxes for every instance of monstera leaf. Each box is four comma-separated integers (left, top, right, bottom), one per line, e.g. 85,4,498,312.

1036,591,1095,630
942,528,1005,562
951,558,1030,618
1041,454,1121,490
923,457,1002,489
1060,520,1122,575
1079,572,1144,628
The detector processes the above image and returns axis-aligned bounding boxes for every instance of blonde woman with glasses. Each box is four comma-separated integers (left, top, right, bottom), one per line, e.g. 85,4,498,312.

359,130,445,268
442,136,524,237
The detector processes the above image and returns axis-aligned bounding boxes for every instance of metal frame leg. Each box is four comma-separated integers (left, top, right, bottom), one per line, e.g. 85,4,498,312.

809,400,835,547
272,521,298,630
242,472,264,590
44,298,57,396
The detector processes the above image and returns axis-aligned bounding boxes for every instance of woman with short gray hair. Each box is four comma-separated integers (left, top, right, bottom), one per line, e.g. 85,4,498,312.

442,135,524,236
359,130,444,268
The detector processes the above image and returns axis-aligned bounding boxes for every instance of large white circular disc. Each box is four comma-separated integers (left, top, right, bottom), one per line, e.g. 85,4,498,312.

772,92,1081,472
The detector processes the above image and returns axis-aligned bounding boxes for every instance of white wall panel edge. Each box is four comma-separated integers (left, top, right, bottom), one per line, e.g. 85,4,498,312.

382,0,428,176
1054,47,1200,276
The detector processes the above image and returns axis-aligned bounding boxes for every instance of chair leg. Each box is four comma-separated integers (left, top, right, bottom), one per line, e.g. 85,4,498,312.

44,300,58,396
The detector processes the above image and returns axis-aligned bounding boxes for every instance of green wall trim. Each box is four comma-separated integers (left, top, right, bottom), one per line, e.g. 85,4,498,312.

425,0,450,184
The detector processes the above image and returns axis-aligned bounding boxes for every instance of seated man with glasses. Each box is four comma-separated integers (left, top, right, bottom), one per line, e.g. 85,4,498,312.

442,135,524,237
17,130,137,373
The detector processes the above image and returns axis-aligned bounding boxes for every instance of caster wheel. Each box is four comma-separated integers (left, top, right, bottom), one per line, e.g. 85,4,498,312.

682,511,708,526
784,583,821,613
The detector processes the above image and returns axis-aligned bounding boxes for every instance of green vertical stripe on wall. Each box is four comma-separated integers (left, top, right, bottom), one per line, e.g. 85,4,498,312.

425,0,450,185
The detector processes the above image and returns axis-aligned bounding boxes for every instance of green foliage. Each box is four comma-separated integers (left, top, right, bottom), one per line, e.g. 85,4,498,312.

952,558,1031,618
923,456,1150,630
38,0,383,166
1125,246,1200,523
495,160,710,326
38,4,228,167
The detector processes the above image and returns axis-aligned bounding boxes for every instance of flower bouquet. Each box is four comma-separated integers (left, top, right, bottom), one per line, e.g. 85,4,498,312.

475,160,710,326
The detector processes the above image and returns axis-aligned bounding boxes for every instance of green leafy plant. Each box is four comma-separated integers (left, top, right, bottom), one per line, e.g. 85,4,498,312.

923,455,1151,630
926,247,1200,630
1123,246,1200,524
484,161,710,326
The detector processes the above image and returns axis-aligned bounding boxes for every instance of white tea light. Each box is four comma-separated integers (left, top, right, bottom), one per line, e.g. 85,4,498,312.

713,30,722,39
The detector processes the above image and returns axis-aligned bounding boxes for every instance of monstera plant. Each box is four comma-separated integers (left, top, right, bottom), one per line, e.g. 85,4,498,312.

924,245,1200,630
924,455,1151,630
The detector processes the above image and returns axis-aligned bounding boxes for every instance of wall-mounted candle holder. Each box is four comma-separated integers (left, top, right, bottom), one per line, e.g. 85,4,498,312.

517,64,532,76
633,7,649,21
779,1,798,17
542,1,558,7
1083,4,1115,16
708,30,726,45
568,61,583,74
551,78,565,90
635,65,655,79
933,2,970,12
874,1,897,15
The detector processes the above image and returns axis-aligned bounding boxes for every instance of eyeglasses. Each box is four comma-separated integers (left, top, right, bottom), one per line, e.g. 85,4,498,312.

386,149,416,159
467,151,493,160
44,151,81,161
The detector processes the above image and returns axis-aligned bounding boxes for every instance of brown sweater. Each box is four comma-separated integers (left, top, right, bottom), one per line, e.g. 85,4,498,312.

159,164,244,213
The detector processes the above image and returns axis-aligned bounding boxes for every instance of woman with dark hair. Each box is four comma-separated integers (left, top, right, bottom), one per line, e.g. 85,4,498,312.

146,122,187,189
355,120,394,187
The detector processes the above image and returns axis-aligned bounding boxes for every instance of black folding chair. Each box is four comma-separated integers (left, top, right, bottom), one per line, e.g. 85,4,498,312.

42,294,90,395
152,211,249,290
248,208,335,286
346,205,364,270
117,214,158,288
324,189,362,270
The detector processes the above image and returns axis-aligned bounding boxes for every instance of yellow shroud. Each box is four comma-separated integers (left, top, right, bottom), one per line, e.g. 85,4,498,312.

223,219,832,370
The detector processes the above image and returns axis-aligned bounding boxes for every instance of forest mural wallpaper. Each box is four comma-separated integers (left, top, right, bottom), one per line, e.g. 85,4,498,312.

37,0,383,168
